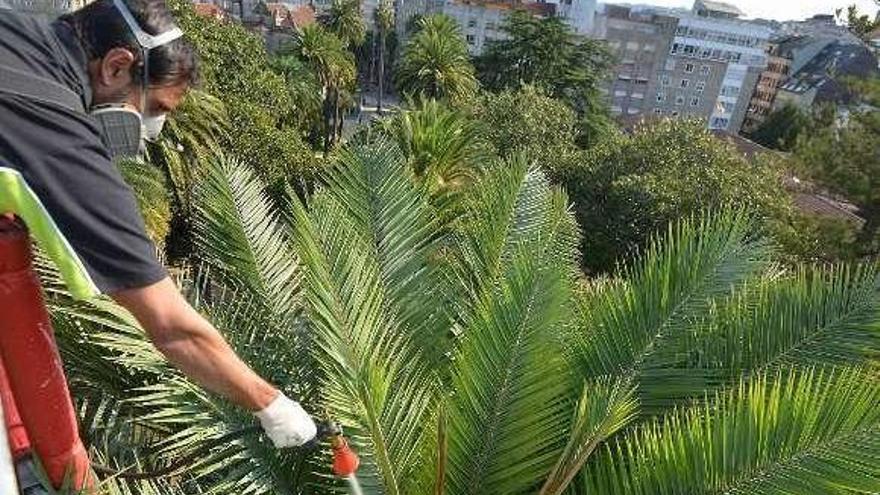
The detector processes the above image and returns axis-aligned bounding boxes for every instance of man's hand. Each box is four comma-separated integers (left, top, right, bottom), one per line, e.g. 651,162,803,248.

255,393,318,447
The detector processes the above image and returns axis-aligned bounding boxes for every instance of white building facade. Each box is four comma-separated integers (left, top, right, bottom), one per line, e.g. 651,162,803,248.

670,12,772,131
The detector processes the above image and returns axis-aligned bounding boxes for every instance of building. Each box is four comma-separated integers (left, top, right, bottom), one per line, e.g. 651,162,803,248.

596,4,678,120
740,36,793,133
546,0,596,35
442,0,553,55
661,1,773,132
776,40,880,109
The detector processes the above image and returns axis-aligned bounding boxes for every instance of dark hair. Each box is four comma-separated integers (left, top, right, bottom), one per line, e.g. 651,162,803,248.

60,0,198,87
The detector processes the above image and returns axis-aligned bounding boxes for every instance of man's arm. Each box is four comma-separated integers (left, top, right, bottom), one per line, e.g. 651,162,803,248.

112,277,278,411
112,277,317,448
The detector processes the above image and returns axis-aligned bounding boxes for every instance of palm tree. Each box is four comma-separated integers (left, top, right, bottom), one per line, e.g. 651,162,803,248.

377,98,487,205
374,0,394,114
321,0,366,48
290,24,356,150
49,142,880,494
395,14,478,104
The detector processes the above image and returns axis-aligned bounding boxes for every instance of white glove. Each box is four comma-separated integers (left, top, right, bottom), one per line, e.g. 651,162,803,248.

255,393,318,448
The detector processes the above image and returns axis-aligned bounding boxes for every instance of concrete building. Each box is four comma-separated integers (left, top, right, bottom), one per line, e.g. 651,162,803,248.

546,0,596,35
597,4,678,119
740,36,793,133
663,1,773,131
442,0,553,55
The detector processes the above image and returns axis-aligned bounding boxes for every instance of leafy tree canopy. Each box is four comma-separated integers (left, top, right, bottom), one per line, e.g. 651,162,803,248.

556,119,788,273
795,109,880,254
475,10,614,145
748,103,813,151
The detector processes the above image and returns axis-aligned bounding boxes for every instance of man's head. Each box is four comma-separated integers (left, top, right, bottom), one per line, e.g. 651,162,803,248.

61,0,198,117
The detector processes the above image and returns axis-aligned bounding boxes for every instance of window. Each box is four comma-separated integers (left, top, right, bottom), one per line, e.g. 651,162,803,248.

710,116,730,129
643,43,656,52
626,41,639,51
665,59,676,71
684,45,696,55
675,95,685,106
720,85,740,97
690,96,700,107
685,63,695,73
611,105,623,114
614,90,627,97
467,19,477,28
671,111,680,117
660,75,671,87
680,79,690,89
653,108,662,115
700,47,712,59
609,41,621,50
628,108,640,115
631,92,644,99
656,92,666,102
466,34,476,45
695,80,706,93
700,65,711,75
486,21,496,30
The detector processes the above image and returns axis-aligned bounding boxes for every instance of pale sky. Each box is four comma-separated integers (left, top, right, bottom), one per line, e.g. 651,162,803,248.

625,0,879,21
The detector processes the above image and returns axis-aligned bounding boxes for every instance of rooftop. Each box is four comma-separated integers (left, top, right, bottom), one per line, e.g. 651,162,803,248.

694,0,744,19
779,41,879,103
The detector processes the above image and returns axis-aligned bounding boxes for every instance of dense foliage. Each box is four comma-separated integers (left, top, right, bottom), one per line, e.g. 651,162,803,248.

475,10,614,146
28,4,880,494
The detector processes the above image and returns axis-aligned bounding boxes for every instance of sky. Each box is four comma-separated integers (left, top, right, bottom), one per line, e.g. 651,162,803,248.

625,0,879,21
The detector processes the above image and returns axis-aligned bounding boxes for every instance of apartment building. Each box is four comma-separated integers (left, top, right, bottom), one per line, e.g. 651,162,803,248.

546,0,596,35
597,4,678,119
740,37,793,133
442,0,553,55
662,1,772,131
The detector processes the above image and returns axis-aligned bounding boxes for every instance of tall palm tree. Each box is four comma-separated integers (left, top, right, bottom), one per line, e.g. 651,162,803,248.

321,0,366,48
48,142,880,494
395,14,478,104
374,0,394,114
291,24,356,150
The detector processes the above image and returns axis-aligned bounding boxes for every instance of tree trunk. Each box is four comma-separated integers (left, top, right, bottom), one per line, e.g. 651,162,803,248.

323,89,334,152
378,30,386,114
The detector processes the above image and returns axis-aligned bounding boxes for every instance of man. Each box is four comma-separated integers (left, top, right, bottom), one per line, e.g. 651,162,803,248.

0,0,317,488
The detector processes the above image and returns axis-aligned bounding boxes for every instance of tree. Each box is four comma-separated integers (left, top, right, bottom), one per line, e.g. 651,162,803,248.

289,24,357,150
474,85,580,158
796,109,880,254
375,0,395,114
321,0,366,48
395,14,478,104
748,103,813,151
377,98,489,206
475,10,614,146
554,119,789,274
845,4,880,40
52,144,880,493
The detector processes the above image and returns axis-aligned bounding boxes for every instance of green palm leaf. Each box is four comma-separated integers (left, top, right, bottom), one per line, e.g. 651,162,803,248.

582,367,880,495
288,142,441,494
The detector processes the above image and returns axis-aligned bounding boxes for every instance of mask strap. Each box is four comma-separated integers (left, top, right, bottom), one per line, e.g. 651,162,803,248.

112,0,184,116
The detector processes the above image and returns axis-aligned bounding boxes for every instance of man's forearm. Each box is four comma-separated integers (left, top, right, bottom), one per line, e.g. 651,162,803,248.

150,312,278,411
112,277,277,411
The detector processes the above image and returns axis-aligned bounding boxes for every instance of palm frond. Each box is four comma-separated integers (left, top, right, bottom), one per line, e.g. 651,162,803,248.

288,143,441,494
445,252,573,495
693,263,880,374
569,211,773,411
582,367,880,495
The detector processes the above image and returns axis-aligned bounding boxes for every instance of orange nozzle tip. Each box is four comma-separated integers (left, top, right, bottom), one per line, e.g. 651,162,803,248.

331,438,360,477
